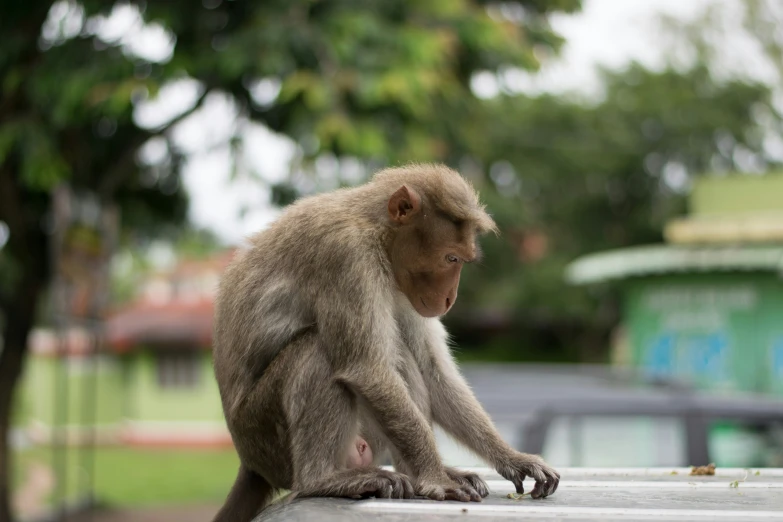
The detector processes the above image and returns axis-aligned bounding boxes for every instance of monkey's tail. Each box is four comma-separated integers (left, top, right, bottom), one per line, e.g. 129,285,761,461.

212,464,276,522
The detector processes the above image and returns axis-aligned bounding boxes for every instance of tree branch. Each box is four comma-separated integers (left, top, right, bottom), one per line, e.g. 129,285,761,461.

99,88,211,199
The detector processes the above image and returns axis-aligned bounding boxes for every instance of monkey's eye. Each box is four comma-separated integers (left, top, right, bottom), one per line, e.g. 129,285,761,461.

446,254,460,263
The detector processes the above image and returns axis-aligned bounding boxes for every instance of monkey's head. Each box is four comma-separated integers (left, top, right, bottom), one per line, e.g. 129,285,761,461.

377,165,497,318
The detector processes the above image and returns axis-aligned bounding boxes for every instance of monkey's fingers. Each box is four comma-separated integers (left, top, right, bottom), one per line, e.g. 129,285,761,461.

544,468,560,498
390,474,414,499
465,486,482,502
530,479,547,499
513,475,527,495
447,469,489,498
375,484,393,499
417,484,446,501
528,468,550,499
400,476,415,499
512,459,550,498
466,475,490,498
372,470,414,499
529,464,560,499
357,473,398,499
443,487,472,502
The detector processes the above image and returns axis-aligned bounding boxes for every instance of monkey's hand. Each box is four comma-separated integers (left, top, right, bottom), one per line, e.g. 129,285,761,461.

497,452,559,499
445,467,489,498
415,473,483,502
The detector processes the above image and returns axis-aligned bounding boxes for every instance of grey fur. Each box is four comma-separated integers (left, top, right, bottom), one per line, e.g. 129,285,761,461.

211,164,559,521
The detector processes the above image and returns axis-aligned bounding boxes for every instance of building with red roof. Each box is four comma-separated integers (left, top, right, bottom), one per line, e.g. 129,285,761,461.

20,249,236,448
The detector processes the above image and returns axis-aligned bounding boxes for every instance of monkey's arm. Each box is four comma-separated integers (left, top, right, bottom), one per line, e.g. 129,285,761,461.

341,367,443,474
425,324,560,499
314,276,467,497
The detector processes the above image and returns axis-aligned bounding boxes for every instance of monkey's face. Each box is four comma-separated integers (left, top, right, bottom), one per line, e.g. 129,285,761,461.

399,255,464,318
387,185,481,318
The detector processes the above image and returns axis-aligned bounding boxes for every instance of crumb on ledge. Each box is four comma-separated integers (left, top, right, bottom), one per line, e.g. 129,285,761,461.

690,463,716,476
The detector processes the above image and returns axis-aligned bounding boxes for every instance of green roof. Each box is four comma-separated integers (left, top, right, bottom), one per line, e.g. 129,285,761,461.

690,173,783,217
565,245,783,285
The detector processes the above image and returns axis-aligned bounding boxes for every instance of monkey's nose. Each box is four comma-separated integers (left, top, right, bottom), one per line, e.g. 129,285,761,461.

445,288,458,311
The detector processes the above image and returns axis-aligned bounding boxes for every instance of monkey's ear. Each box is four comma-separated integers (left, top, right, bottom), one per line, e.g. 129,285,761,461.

388,185,421,224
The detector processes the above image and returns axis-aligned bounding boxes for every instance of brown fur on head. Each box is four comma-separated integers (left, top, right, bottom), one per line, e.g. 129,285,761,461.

370,163,498,235
369,163,497,318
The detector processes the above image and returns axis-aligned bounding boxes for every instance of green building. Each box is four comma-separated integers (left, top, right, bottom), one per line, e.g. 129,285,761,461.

566,174,783,396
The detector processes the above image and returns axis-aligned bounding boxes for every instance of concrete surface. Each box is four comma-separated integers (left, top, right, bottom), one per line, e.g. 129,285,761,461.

256,467,783,521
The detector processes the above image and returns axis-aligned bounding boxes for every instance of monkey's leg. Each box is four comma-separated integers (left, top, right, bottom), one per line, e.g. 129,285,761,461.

365,412,480,503
385,347,487,499
284,344,414,500
340,374,480,502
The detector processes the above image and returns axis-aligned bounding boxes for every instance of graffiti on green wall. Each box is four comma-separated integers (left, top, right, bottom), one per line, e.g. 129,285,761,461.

645,332,728,380
772,338,783,380
627,277,775,391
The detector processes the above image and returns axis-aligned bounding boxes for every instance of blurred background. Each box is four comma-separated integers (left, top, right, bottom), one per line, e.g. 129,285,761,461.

2,0,783,520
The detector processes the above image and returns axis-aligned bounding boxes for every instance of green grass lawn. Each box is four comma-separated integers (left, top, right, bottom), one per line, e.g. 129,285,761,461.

14,446,240,509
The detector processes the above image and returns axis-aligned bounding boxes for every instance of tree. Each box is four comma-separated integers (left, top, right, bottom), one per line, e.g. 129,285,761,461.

0,1,580,518
447,19,783,361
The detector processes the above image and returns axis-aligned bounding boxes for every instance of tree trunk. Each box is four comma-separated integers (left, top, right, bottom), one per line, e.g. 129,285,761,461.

0,274,43,522
0,163,50,522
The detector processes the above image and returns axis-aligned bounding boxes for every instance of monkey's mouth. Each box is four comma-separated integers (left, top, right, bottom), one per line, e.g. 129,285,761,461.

417,296,444,318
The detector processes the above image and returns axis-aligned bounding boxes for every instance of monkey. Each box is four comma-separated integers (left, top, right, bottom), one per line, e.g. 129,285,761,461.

211,163,560,521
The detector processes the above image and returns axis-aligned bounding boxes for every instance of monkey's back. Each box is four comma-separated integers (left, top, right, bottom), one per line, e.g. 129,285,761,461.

212,186,387,423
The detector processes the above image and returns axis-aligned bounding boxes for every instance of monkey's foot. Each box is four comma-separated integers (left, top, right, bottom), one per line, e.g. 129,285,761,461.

305,468,414,500
350,469,414,500
497,452,560,499
297,468,414,500
415,474,483,502
445,467,489,498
